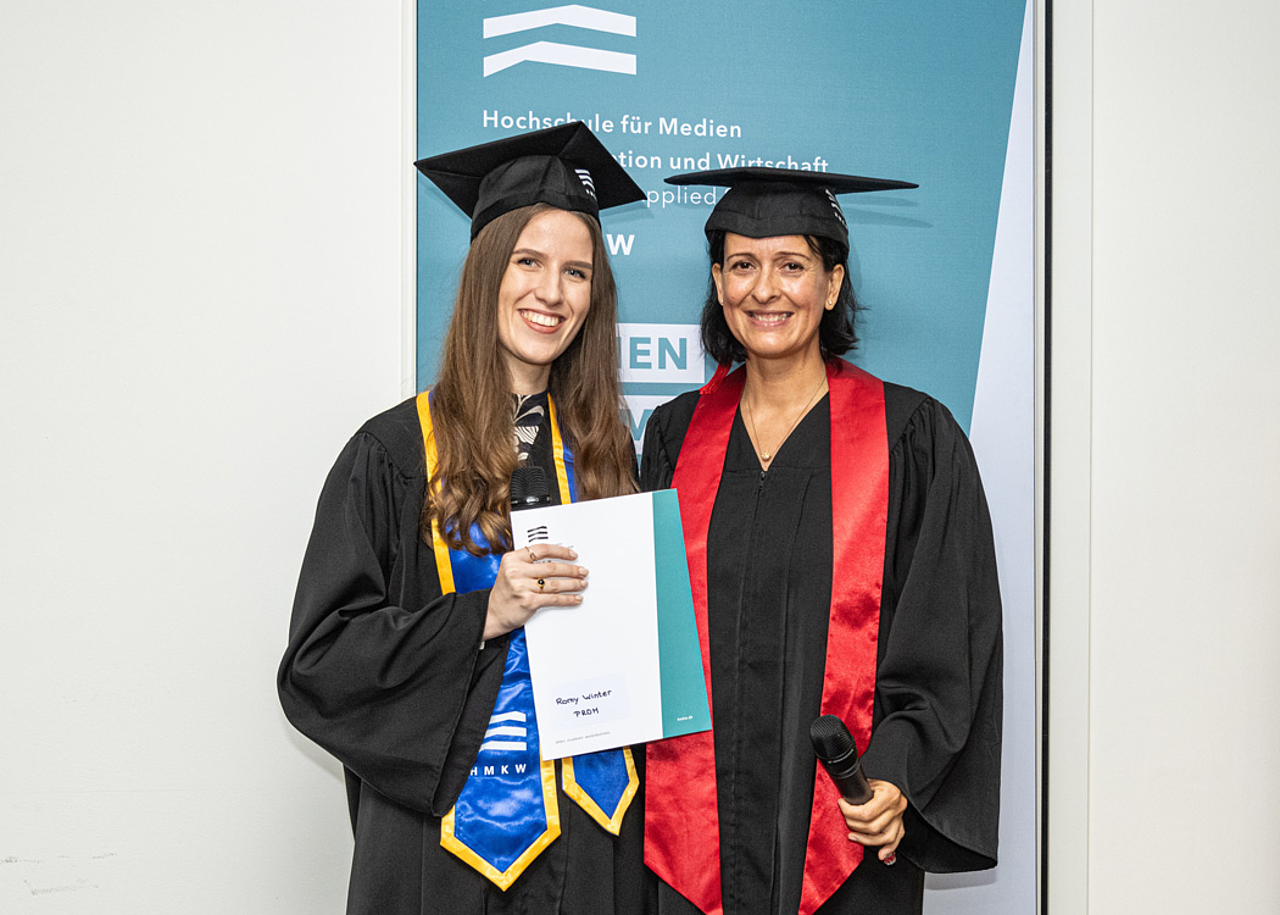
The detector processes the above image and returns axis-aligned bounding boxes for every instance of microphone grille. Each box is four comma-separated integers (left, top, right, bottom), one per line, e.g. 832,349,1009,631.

809,714,857,761
510,465,550,506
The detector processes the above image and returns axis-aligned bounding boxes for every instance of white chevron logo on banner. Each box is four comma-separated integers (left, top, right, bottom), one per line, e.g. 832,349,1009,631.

483,5,637,77
483,5,636,39
484,41,636,77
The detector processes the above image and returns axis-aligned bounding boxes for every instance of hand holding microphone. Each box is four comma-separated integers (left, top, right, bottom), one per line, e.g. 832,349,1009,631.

810,714,874,804
809,715,906,865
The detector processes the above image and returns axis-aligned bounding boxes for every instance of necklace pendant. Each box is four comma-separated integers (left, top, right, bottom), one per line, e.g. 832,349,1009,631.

761,450,771,460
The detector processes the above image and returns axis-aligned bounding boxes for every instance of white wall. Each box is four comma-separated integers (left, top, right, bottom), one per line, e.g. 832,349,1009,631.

0,3,406,910
1050,1,1280,913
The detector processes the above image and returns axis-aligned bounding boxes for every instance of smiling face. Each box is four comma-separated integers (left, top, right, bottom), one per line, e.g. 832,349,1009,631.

712,233,845,367
495,207,595,394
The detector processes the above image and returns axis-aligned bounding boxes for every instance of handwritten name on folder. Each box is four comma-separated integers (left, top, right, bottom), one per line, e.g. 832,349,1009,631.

512,489,712,760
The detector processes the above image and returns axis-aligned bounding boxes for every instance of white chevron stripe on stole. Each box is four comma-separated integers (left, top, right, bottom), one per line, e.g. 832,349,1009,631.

482,711,529,751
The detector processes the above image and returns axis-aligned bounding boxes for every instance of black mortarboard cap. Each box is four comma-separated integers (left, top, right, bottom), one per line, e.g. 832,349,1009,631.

415,122,645,239
665,167,917,251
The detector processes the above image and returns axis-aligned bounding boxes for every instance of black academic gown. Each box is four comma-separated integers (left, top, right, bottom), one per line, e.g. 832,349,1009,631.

639,382,1002,915
278,397,646,915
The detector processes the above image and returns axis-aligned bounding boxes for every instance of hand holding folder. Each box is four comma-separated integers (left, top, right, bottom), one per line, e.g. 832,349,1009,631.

511,489,712,760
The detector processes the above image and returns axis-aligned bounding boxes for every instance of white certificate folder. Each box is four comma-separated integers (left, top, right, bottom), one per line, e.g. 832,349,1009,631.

511,489,712,760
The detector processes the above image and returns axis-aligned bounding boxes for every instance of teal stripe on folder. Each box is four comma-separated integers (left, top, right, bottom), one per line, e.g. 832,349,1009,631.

652,489,712,739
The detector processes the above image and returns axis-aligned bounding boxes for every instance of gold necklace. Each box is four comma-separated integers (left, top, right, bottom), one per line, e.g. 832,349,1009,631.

742,376,828,463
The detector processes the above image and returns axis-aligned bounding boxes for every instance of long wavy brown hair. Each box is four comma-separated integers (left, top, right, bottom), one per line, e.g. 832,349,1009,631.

425,203,637,555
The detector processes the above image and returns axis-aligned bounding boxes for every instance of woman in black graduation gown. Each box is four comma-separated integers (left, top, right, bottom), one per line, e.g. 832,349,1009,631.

640,169,1002,915
278,124,648,915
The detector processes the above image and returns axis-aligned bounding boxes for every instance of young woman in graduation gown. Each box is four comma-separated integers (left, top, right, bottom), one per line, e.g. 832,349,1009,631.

278,124,648,915
640,168,1003,915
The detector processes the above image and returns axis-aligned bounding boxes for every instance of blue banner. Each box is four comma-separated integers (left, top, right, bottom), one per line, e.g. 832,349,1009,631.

418,1,1024,437
417,5,1035,911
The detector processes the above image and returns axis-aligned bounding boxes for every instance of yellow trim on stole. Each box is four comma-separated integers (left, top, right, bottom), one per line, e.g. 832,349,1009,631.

546,395,574,504
417,390,560,891
561,748,639,835
416,391,455,594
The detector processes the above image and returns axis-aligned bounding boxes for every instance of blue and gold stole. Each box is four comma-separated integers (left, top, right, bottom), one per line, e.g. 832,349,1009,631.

416,390,638,890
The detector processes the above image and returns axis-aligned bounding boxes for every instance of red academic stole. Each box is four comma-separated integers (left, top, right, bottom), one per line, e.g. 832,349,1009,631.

644,359,888,915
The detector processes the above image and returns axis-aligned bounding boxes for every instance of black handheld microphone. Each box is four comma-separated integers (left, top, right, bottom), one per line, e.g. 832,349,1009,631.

809,714,873,806
510,465,551,511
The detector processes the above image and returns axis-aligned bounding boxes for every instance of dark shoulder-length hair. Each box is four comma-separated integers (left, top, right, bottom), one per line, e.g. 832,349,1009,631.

699,230,861,366
426,203,637,555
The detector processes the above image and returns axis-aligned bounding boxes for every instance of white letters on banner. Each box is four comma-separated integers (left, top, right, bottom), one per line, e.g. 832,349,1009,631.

616,323,703,385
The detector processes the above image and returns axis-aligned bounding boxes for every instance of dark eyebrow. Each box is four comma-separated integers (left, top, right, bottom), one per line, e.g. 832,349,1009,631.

511,247,592,271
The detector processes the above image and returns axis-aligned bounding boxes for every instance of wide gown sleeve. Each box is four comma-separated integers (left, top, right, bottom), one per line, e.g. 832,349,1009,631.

278,424,507,817
858,397,1003,873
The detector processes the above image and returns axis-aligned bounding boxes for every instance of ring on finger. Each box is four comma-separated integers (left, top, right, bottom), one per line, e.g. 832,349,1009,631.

527,547,537,562
537,578,546,592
